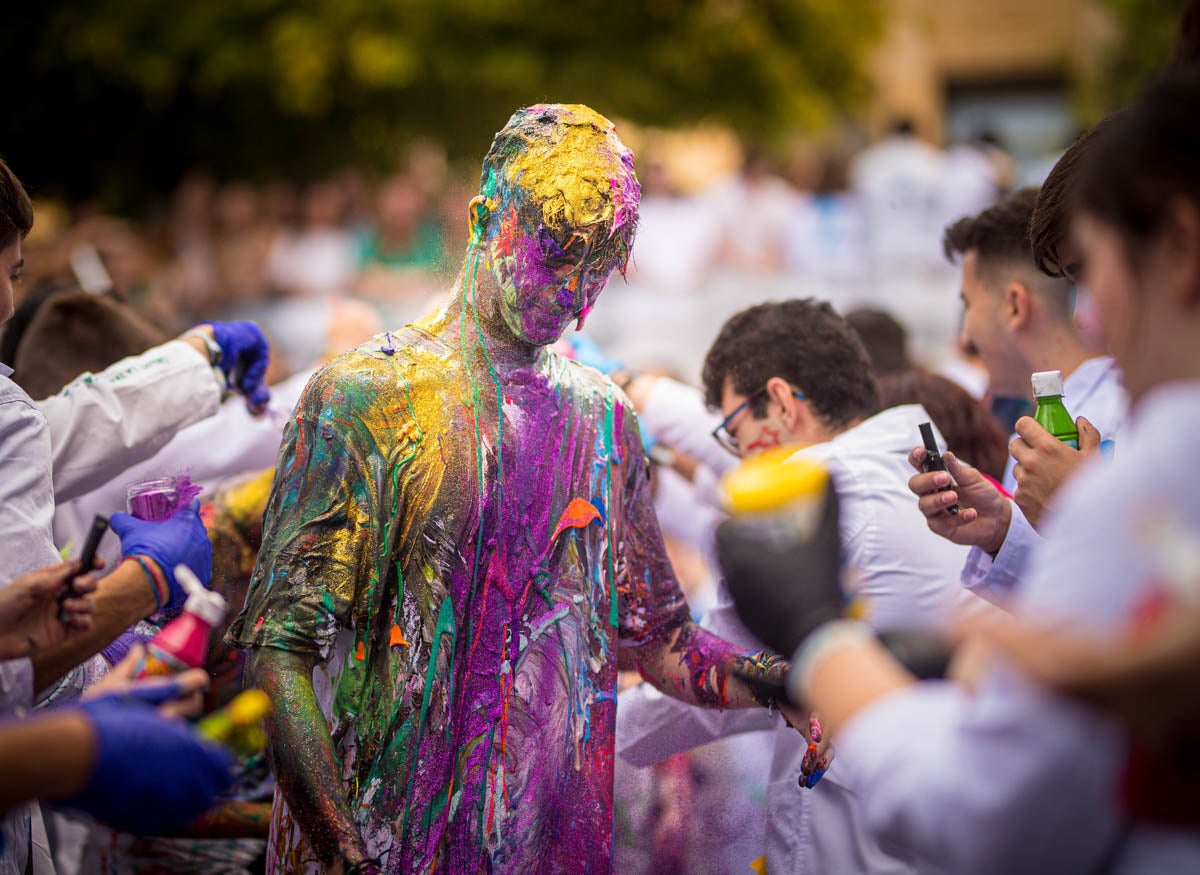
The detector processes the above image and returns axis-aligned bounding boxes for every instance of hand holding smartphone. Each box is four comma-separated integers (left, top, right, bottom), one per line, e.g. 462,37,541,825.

59,514,108,623
919,422,960,515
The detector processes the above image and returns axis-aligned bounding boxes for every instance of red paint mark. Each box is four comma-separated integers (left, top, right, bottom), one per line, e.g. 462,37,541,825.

389,624,409,648
254,616,265,633
744,426,782,454
355,641,366,661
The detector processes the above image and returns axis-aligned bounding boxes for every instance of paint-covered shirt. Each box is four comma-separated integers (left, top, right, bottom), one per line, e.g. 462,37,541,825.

227,327,692,874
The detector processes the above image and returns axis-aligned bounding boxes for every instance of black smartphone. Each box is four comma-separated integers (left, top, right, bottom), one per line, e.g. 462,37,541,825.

919,422,960,515
59,514,109,622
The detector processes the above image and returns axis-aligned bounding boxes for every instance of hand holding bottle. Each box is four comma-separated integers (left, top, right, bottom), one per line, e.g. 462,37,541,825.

110,501,213,614
1010,415,1103,530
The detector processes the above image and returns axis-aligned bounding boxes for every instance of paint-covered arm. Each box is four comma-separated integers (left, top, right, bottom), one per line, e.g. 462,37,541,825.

226,363,388,869
613,404,786,710
248,648,372,870
627,620,787,710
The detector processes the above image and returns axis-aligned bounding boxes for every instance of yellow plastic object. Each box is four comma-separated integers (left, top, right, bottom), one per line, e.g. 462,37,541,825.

197,689,272,747
750,856,768,874
722,447,828,514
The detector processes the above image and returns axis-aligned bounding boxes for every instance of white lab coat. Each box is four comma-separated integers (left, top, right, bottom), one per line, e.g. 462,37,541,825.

618,402,980,874
53,368,312,561
850,134,946,272
965,355,1128,603
0,341,222,581
0,341,221,875
836,381,1200,874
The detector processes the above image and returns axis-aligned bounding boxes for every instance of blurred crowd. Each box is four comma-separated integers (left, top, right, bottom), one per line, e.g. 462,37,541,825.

17,119,1022,390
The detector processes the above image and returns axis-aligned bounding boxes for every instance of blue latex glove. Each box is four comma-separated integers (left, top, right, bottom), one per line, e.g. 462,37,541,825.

110,501,213,614
208,321,271,414
567,333,624,375
60,688,234,834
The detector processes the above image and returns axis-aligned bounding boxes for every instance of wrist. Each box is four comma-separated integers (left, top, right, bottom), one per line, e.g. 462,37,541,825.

788,619,874,705
182,327,229,392
983,500,1013,556
183,326,220,365
124,555,168,615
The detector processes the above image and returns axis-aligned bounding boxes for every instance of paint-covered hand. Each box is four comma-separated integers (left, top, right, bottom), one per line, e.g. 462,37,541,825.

111,500,213,614
782,710,835,789
716,482,845,657
88,643,210,719
59,691,234,834
207,321,272,414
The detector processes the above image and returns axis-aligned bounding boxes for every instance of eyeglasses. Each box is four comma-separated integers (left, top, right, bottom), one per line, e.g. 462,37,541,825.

711,385,805,456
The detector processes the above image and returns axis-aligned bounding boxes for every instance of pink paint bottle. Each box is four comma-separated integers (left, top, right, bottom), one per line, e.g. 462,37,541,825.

135,565,227,678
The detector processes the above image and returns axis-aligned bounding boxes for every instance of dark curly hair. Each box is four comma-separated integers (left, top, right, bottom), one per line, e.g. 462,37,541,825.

702,298,879,428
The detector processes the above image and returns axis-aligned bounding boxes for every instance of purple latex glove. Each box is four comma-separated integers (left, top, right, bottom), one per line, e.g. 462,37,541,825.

100,629,151,667
207,321,271,414
59,686,234,834
110,501,213,614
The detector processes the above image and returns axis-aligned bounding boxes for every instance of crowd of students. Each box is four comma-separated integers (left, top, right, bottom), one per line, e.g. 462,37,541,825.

2,7,1200,875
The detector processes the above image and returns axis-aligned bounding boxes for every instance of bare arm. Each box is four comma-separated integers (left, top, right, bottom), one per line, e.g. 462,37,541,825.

247,647,370,872
32,559,162,695
0,711,95,810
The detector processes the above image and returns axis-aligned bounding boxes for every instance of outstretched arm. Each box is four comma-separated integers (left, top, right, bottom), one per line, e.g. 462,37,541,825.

248,648,372,873
626,620,786,710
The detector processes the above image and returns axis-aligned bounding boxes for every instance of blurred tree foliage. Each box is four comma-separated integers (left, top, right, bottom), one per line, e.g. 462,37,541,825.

1097,0,1191,105
2,0,881,208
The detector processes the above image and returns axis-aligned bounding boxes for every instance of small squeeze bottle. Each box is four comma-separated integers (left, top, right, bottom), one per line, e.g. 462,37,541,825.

1031,370,1079,448
135,565,227,678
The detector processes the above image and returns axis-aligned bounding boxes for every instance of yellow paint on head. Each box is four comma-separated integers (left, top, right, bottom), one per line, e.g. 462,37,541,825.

484,103,639,247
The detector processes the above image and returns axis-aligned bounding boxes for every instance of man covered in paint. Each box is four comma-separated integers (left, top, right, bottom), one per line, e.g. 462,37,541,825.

228,104,787,875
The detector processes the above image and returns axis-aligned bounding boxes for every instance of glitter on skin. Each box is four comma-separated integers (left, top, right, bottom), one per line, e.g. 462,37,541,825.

229,103,786,875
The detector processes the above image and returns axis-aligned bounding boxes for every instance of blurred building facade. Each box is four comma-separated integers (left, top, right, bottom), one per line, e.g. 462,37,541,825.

867,0,1114,171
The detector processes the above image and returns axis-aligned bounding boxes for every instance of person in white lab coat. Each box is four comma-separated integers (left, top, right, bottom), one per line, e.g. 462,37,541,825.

717,69,1200,874
940,188,1128,604
850,119,946,276
618,299,981,874
0,156,269,874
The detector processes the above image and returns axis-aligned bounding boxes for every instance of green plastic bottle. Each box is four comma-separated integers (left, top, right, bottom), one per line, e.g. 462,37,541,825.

1031,370,1078,448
